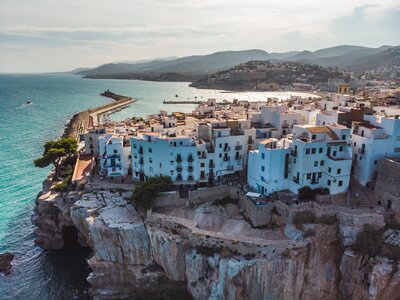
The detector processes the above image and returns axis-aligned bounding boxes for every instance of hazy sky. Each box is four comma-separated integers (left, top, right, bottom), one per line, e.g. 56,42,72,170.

0,0,399,72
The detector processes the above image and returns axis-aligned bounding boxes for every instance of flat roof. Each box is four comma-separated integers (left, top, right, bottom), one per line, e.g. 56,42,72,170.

72,154,94,182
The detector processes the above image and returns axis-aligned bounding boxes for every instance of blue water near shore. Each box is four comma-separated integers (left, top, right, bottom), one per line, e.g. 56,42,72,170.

0,74,306,299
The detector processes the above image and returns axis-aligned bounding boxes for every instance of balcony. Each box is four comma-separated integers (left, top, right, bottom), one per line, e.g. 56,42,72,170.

235,145,242,150
199,153,207,159
176,166,183,172
138,148,143,154
188,156,194,162
291,150,297,157
235,155,242,160
209,163,215,168
281,123,289,129
293,176,299,184
223,146,231,152
176,156,183,162
139,158,144,164
188,166,194,172
223,156,230,161
248,138,254,144
176,176,183,181
358,149,365,155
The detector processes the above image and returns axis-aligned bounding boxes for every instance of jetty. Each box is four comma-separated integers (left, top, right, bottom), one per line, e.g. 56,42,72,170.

163,100,205,104
63,91,136,141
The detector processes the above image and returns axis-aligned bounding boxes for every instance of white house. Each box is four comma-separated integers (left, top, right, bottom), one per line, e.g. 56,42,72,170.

99,135,131,178
351,115,400,185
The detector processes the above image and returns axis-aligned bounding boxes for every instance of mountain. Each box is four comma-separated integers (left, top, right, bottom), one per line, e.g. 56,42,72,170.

76,45,399,79
80,49,271,77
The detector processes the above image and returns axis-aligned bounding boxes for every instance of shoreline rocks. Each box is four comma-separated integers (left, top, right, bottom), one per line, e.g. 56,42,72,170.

0,252,15,275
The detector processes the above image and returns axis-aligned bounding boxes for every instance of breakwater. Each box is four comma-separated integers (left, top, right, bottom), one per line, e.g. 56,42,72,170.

62,91,136,140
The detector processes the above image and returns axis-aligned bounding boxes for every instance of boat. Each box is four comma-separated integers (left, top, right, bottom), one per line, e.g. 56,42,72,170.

26,100,32,104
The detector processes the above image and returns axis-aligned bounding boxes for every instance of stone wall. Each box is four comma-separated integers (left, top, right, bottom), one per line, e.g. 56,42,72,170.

146,212,308,259
238,193,273,227
375,158,400,213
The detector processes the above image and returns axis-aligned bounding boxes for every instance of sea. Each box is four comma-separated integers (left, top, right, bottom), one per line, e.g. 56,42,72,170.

0,74,314,299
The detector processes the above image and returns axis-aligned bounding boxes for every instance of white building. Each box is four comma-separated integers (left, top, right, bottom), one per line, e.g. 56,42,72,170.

99,135,131,178
247,124,352,195
351,115,400,185
82,128,107,156
130,133,199,184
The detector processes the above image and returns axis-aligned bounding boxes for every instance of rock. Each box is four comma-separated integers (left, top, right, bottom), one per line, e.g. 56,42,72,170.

0,252,15,274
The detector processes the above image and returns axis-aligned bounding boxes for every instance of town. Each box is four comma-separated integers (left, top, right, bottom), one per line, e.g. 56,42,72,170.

76,84,399,210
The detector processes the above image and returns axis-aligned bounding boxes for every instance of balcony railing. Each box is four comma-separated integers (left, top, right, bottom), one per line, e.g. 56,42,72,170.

235,145,242,150
188,166,194,172
176,156,183,162
176,166,183,172
188,156,194,162
223,156,230,161
223,146,230,152
293,177,299,184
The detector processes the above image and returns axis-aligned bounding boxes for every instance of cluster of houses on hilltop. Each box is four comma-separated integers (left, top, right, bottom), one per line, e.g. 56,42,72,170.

80,91,400,197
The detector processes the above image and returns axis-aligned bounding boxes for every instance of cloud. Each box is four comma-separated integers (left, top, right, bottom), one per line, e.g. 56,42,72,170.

0,0,399,72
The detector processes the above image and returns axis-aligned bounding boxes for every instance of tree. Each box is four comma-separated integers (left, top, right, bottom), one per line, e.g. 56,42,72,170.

298,186,316,202
34,138,77,175
131,176,172,210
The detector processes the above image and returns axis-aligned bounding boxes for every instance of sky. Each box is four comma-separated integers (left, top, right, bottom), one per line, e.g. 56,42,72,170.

0,0,399,73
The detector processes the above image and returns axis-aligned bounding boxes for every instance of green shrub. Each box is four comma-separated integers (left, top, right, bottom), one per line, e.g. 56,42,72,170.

53,179,69,193
351,225,384,257
131,176,172,210
293,210,316,228
298,186,316,201
61,165,73,179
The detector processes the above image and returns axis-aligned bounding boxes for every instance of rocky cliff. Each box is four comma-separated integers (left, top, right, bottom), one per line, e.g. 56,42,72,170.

33,188,400,299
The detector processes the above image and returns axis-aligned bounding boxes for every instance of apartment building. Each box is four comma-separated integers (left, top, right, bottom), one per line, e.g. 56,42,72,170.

98,135,131,178
351,115,400,185
247,124,352,195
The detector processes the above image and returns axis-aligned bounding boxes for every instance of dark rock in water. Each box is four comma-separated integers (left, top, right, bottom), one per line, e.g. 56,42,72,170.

0,252,15,274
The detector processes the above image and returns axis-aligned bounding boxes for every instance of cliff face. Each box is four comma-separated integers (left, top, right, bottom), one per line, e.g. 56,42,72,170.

33,189,400,299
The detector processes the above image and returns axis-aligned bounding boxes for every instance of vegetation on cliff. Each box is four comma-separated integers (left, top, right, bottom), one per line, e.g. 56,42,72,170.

131,176,172,210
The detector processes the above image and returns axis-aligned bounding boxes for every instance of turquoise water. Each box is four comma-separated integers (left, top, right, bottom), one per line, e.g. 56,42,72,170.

0,74,305,299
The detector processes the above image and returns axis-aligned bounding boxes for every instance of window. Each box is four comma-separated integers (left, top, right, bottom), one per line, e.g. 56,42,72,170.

339,146,343,152
201,163,205,167
327,180,331,186
293,158,296,164
133,144,137,149
149,167,153,172
337,168,341,175
149,147,152,153
134,154,137,158
328,167,331,173
353,142,356,146
307,173,311,179
333,151,337,156
113,149,118,154
338,180,343,187
312,134,316,140
374,160,378,165
320,160,324,166
306,148,310,155
311,148,316,154
149,157,153,163
261,166,265,172
314,161,318,167
319,148,323,153
261,153,265,159
261,176,265,181
342,134,346,140
219,143,222,148
318,172,322,178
